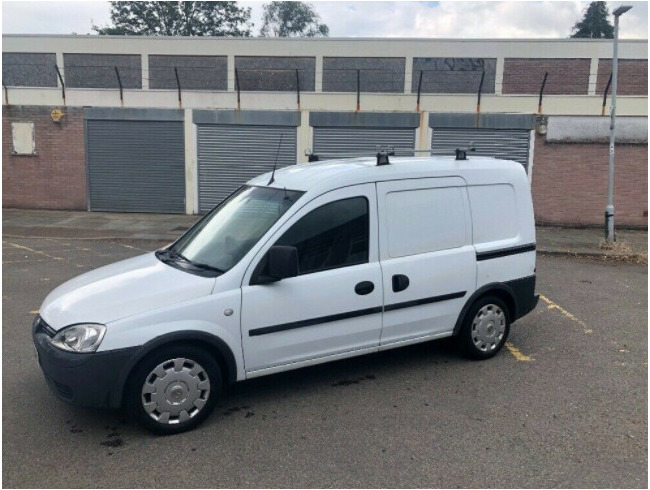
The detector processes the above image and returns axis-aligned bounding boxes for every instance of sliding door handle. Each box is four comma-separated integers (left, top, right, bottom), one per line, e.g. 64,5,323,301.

392,274,410,293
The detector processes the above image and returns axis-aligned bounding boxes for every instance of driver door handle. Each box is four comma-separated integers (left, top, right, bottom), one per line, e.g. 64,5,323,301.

354,281,375,295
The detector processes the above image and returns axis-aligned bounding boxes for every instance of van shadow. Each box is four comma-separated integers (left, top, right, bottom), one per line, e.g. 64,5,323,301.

220,337,464,409
43,337,464,439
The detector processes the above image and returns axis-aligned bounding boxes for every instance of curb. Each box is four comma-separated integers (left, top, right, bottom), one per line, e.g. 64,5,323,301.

538,249,648,262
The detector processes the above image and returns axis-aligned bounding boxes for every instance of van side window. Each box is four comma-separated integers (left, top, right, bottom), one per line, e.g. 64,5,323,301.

275,197,369,275
385,187,467,257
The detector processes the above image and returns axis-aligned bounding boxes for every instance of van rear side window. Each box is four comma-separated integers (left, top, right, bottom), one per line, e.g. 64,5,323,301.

385,187,467,258
468,184,518,244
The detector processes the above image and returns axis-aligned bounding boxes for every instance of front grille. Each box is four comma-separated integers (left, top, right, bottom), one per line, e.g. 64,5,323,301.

33,316,56,338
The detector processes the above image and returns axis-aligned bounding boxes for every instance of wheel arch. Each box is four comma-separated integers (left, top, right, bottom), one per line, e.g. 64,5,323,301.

112,330,238,408
452,283,518,336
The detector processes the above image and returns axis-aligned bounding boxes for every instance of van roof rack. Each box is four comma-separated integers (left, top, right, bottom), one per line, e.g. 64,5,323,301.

455,142,476,161
304,145,479,162
375,145,394,166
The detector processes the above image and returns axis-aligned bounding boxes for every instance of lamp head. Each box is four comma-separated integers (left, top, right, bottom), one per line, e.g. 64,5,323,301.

613,5,632,17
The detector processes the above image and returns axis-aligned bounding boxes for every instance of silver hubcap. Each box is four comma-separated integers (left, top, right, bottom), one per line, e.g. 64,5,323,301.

471,304,506,352
141,358,210,425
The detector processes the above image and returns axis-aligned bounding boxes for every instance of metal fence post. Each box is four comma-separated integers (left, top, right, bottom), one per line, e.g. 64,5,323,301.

54,64,66,105
295,69,301,110
174,67,182,107
601,73,612,116
537,72,548,113
114,66,123,105
416,70,423,112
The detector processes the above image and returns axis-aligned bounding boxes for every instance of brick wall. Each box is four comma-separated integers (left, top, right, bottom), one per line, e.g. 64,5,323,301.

2,53,58,87
2,105,86,210
149,55,227,91
503,58,590,95
235,57,315,92
596,59,648,96
412,57,496,94
323,57,405,93
531,133,648,227
63,54,142,89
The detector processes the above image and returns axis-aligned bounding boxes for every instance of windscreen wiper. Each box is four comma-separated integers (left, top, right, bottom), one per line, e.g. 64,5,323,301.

167,249,224,274
187,260,224,274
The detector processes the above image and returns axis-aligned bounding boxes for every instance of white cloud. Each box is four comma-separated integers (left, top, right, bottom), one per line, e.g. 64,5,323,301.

2,1,111,35
2,1,647,39
311,1,648,38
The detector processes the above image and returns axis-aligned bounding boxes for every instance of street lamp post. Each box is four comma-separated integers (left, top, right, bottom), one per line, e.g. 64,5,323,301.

605,5,632,243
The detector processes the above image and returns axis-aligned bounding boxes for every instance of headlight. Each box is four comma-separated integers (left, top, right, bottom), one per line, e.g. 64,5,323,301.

51,324,106,353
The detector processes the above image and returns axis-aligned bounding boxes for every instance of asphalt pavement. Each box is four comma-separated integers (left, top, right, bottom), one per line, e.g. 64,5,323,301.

2,236,647,488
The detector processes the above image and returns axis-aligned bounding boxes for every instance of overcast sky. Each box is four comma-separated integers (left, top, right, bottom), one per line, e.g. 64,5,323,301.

2,1,648,38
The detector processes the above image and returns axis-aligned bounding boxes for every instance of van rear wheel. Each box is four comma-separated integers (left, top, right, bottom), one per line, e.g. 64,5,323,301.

458,296,510,360
125,345,222,434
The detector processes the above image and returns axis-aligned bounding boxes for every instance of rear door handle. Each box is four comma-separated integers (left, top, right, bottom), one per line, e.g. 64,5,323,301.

355,281,375,295
392,274,410,293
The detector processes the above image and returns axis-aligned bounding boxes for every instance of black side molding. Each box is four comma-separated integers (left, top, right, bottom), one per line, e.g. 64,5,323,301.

250,306,383,337
249,291,466,337
384,291,466,312
476,243,536,261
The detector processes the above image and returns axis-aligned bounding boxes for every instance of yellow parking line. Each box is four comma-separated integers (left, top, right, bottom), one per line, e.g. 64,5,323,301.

3,241,64,261
505,342,534,361
539,294,593,334
29,310,39,315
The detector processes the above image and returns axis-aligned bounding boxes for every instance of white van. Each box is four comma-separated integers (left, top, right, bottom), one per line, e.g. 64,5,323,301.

33,154,538,434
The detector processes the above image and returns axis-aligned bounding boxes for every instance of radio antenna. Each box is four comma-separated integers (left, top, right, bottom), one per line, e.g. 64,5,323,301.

267,134,284,186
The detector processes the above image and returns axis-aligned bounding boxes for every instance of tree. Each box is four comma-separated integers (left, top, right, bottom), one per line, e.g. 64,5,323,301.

93,1,252,37
570,1,614,39
260,1,329,37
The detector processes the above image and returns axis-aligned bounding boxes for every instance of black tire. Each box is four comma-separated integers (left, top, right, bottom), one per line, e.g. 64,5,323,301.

125,344,222,435
457,296,511,360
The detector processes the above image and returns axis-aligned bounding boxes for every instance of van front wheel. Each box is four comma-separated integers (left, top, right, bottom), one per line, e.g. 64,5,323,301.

458,296,510,360
125,345,222,434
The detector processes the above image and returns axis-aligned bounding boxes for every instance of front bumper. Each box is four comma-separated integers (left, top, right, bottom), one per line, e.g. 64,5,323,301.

32,317,139,408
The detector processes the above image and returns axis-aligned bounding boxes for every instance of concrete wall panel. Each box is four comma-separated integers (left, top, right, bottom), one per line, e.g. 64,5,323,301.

63,53,142,89
412,57,496,94
322,57,405,93
235,56,315,92
2,53,57,87
149,55,227,90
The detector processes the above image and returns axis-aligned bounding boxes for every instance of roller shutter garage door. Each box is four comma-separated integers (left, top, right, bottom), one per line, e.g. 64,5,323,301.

197,125,297,213
313,127,416,159
431,128,531,169
86,120,185,213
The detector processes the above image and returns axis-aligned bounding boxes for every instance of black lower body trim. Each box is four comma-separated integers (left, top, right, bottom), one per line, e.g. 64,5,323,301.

249,291,466,336
505,274,538,320
476,243,536,261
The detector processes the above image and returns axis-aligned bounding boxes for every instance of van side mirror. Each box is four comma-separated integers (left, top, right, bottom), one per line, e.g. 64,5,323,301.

267,245,298,281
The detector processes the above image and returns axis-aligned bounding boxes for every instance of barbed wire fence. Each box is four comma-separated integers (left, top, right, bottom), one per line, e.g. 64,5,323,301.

0,61,640,114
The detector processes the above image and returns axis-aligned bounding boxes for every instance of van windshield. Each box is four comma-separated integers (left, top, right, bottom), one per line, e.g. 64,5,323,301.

159,186,303,275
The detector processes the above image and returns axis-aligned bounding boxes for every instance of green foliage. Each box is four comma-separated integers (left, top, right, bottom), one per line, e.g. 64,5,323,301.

93,1,252,36
260,1,329,37
570,1,614,39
